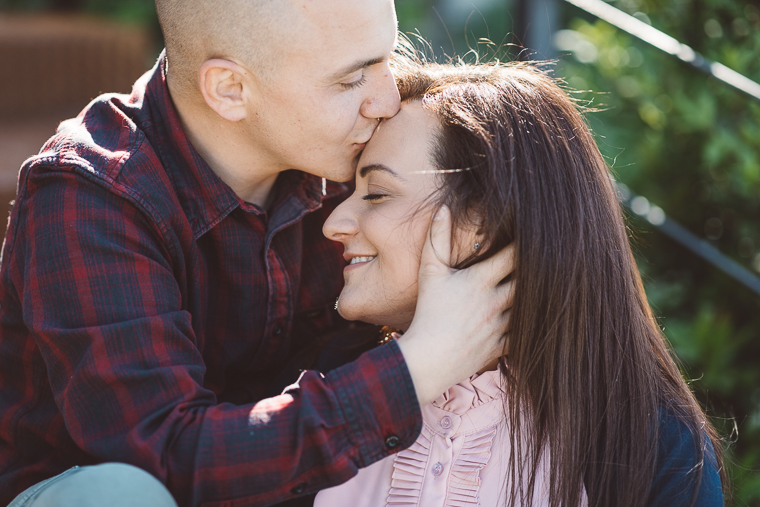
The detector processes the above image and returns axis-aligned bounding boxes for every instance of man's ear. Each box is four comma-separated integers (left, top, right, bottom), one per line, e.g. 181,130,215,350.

198,59,250,122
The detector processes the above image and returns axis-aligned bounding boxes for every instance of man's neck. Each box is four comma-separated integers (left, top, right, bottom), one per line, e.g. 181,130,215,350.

184,123,280,208
168,80,280,208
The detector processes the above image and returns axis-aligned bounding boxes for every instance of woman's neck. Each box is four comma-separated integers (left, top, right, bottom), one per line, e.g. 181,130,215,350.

477,357,501,375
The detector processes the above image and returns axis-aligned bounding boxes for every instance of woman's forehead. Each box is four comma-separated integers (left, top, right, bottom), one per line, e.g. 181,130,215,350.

360,102,439,176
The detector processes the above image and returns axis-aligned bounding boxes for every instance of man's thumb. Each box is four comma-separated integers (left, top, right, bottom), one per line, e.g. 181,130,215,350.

419,205,452,277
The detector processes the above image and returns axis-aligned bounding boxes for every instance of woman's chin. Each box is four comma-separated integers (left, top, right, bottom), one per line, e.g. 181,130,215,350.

335,301,368,324
337,303,412,331
336,290,416,329
336,305,382,326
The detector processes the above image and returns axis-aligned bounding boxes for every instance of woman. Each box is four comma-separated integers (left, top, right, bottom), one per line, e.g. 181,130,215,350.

317,58,725,506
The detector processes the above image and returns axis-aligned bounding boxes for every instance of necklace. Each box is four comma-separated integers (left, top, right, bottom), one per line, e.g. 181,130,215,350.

379,326,402,345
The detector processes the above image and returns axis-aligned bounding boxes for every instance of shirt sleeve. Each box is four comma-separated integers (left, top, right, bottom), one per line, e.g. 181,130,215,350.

10,169,422,507
647,408,724,507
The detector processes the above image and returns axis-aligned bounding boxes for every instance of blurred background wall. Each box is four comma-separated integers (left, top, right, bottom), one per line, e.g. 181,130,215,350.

0,0,758,503
0,0,159,240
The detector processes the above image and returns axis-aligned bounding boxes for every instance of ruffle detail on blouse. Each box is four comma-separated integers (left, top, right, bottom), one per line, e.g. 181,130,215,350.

386,425,432,505
431,369,504,416
446,425,497,507
384,423,497,507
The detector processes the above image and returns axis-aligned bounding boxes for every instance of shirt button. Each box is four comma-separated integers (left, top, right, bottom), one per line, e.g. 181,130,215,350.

291,483,307,495
440,416,452,429
432,462,443,476
385,435,401,449
274,326,283,336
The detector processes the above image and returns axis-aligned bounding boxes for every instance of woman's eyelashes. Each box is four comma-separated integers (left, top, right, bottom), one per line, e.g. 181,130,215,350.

362,193,388,202
361,183,394,202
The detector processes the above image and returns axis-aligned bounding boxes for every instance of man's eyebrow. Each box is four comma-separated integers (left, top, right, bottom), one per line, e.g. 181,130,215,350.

330,56,386,81
359,163,404,180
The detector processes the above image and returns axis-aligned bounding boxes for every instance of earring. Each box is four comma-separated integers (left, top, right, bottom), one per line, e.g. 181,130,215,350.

473,242,481,251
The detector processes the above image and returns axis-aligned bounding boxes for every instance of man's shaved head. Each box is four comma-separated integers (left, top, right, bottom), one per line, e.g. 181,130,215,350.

156,0,292,91
155,0,400,197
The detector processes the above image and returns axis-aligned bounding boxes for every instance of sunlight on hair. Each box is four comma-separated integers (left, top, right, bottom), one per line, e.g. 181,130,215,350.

411,167,472,174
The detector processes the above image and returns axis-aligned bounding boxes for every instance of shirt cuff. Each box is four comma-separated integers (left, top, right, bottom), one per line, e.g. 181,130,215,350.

329,340,422,468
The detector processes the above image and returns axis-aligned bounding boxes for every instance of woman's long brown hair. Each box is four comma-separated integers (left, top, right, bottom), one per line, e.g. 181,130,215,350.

392,55,726,506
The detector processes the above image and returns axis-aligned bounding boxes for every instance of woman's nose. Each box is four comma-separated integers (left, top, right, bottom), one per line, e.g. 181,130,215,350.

323,198,360,243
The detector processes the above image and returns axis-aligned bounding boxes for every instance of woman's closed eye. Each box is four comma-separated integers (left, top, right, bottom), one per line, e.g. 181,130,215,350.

362,193,389,202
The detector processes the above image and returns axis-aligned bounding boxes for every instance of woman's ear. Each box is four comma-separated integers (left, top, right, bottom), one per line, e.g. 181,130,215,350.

452,217,486,266
198,58,250,122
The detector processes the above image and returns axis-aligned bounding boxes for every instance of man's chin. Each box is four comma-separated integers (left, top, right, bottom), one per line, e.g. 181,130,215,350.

328,172,355,183
320,159,359,183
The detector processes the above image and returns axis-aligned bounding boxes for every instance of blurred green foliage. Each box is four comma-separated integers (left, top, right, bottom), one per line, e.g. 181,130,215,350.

1,0,758,502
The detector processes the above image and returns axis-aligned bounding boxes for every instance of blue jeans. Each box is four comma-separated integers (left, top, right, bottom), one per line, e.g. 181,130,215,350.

7,463,177,507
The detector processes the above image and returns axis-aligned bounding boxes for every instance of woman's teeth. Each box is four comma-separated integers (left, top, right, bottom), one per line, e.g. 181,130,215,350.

350,256,376,265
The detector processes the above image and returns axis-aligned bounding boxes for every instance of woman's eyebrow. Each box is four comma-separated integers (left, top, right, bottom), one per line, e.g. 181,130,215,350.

359,163,405,180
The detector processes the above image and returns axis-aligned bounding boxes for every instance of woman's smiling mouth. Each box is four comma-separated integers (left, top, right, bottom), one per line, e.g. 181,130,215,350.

349,256,376,265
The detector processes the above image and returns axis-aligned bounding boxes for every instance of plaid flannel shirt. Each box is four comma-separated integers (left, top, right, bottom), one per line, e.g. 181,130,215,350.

0,53,421,507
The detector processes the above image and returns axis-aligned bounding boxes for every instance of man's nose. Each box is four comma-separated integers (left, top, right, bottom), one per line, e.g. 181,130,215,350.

323,198,360,242
361,63,400,120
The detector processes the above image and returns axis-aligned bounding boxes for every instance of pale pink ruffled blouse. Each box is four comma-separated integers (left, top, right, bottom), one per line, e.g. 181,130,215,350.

315,370,588,507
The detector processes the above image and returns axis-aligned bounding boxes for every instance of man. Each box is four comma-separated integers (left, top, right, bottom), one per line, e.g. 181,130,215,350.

0,1,512,506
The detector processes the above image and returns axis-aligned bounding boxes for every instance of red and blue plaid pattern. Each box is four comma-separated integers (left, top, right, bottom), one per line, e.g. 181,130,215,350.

0,54,422,507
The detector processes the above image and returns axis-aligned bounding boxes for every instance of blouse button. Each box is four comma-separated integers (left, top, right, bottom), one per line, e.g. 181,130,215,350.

440,416,452,429
432,462,443,476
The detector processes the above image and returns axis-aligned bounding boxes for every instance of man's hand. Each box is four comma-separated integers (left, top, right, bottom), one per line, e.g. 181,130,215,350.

397,205,515,406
